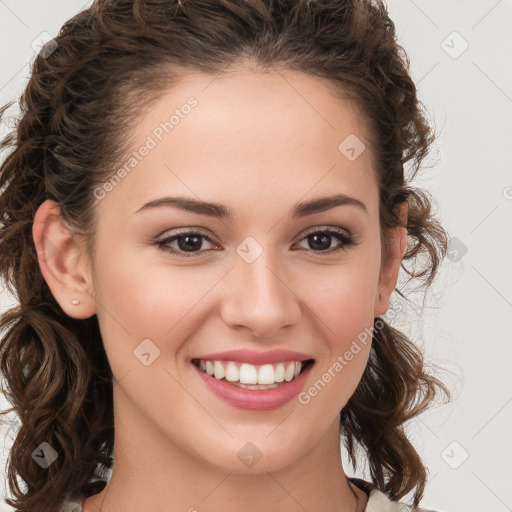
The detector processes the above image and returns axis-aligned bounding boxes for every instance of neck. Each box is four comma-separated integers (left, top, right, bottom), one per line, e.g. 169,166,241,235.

84,389,368,512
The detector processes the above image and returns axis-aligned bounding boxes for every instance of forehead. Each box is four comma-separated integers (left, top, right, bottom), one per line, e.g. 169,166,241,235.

98,69,378,220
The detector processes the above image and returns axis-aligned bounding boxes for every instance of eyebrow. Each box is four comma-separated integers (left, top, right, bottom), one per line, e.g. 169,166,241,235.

134,193,368,218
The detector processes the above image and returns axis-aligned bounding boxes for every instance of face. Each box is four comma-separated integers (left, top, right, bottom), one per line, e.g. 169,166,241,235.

37,68,404,474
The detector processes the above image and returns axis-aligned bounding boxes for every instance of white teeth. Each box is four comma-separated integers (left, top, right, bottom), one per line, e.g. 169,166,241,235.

284,362,295,382
258,364,275,385
274,363,285,382
225,361,239,382
234,382,279,390
195,358,311,385
213,360,225,380
239,363,258,384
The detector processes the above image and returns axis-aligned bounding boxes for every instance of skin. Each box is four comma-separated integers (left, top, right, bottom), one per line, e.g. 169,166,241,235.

33,68,407,512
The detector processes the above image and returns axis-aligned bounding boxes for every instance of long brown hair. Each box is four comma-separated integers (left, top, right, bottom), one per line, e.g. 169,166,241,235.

0,0,450,510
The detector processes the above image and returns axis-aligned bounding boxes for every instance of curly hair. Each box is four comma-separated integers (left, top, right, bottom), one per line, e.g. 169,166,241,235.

0,0,451,510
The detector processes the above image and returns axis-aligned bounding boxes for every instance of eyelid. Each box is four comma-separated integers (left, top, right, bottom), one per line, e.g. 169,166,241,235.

154,227,219,245
154,225,352,242
154,225,211,236
154,224,357,259
298,225,352,239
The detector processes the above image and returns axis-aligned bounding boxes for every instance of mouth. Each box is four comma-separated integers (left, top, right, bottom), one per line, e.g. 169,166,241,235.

191,356,315,410
191,358,315,389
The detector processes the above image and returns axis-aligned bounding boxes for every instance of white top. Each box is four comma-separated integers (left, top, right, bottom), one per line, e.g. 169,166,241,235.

58,476,439,512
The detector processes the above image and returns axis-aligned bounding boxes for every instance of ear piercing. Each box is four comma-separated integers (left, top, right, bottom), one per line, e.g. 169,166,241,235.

72,299,80,306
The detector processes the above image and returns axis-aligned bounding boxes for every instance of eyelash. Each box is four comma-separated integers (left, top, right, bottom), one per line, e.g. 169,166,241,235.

154,226,357,258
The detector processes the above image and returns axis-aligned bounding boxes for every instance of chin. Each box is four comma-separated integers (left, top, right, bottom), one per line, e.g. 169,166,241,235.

194,433,308,474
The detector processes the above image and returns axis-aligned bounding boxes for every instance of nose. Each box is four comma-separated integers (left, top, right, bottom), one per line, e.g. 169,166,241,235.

220,249,302,339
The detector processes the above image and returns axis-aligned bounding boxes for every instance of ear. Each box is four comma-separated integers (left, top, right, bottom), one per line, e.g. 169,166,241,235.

32,199,97,319
373,202,408,318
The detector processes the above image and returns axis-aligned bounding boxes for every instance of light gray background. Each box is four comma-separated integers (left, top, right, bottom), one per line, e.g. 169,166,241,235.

1,1,511,511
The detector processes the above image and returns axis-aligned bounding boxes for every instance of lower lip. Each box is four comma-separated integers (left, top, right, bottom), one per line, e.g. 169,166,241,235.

193,362,314,411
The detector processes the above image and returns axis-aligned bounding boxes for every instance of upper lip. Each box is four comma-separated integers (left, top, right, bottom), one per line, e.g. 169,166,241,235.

193,349,314,365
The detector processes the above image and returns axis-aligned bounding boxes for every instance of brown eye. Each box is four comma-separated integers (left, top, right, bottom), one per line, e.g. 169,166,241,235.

155,229,218,257
155,226,356,258
294,228,355,255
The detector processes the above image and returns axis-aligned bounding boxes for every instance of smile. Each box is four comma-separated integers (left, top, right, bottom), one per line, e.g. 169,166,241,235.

192,358,314,388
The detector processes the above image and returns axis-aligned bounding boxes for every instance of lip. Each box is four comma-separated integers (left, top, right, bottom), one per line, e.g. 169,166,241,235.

193,359,314,411
193,348,313,365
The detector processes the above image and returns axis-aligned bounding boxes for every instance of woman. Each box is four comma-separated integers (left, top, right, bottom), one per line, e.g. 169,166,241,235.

0,0,451,511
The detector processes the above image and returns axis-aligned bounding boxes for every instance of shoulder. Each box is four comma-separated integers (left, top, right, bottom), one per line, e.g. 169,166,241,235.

58,477,109,512
349,477,441,512
59,475,442,512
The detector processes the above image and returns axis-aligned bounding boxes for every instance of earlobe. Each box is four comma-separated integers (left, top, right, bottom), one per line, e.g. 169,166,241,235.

32,199,96,319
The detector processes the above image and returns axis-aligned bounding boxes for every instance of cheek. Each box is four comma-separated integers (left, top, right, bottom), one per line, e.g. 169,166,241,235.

92,248,220,362
311,274,374,382
306,255,381,339
297,271,375,414
296,254,379,405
